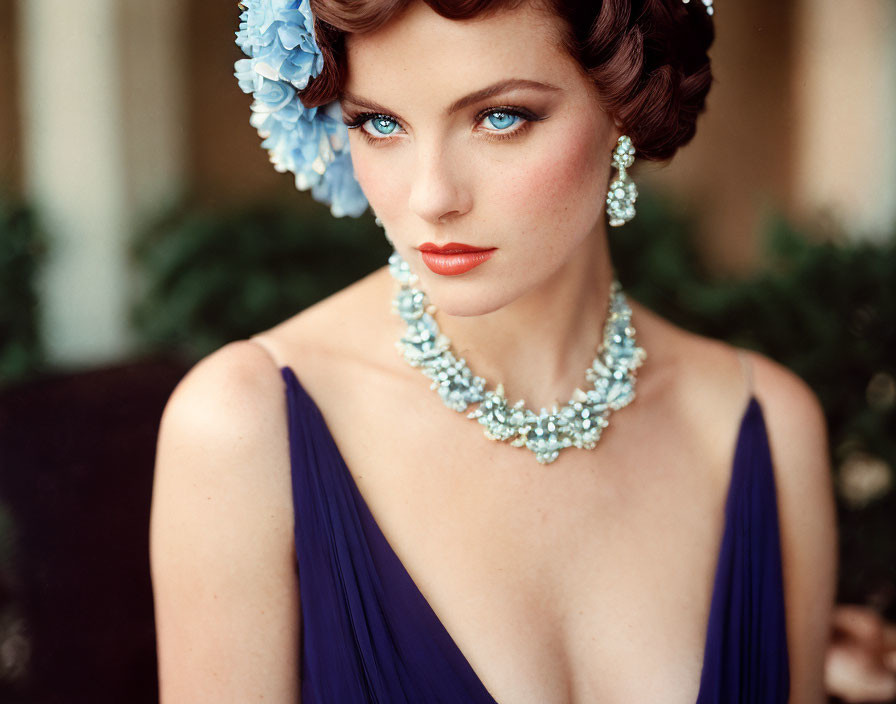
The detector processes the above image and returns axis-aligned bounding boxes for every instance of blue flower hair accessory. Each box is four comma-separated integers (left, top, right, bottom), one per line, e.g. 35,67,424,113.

234,0,369,217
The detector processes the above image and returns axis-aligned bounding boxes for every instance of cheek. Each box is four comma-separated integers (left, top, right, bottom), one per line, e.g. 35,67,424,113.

489,121,607,233
349,143,408,218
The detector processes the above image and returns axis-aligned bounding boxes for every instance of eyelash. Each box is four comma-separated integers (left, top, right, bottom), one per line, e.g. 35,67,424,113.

342,106,544,146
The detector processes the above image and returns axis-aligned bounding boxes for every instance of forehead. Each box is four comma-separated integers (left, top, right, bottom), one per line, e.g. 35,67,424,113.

342,1,577,101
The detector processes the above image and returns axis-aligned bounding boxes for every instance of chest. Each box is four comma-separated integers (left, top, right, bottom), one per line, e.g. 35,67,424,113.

298,368,735,703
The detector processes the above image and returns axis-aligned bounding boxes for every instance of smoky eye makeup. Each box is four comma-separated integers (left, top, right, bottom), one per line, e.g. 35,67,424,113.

340,104,549,145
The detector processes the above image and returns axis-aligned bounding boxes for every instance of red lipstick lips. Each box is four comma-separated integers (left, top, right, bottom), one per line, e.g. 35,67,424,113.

417,242,497,276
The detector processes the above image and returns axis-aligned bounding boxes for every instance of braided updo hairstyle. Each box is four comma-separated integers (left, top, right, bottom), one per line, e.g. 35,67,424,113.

298,0,715,163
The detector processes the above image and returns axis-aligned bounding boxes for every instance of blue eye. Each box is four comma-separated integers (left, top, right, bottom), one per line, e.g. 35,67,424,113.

369,116,399,135
483,111,520,131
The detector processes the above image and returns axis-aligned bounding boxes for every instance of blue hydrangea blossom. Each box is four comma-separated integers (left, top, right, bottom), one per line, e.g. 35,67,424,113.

234,0,369,217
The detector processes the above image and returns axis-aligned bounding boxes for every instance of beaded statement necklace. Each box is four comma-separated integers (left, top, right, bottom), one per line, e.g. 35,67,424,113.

388,251,647,464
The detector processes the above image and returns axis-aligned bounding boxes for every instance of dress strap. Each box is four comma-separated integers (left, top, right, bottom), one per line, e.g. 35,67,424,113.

736,348,754,399
247,334,286,370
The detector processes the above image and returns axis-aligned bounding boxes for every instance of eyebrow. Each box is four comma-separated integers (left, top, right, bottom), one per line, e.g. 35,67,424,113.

340,78,562,117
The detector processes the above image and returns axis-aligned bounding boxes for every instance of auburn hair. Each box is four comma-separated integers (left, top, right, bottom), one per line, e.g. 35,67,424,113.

299,0,714,162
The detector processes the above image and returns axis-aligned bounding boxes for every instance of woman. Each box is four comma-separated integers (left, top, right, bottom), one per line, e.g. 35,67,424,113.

149,0,838,702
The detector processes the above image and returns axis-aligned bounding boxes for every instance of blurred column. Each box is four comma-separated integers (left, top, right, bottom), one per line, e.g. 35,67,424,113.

793,0,896,242
17,0,185,368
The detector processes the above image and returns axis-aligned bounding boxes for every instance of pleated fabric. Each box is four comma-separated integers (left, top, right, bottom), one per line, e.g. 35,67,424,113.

695,397,790,703
281,365,789,704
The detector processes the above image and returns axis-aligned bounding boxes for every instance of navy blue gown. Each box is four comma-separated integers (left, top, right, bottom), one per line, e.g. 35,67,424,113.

279,364,789,703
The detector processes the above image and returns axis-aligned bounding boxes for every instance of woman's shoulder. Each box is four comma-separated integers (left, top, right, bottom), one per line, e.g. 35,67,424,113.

159,337,289,448
678,321,827,453
150,341,301,700
153,338,295,543
152,335,297,557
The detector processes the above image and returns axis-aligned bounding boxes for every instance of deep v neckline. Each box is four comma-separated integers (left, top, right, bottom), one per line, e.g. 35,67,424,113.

281,364,759,704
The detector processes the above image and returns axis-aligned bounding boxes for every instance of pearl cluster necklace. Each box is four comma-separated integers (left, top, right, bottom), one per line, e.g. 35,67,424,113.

388,250,647,464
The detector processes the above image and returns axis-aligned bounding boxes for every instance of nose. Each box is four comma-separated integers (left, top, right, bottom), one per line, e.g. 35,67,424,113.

407,143,472,225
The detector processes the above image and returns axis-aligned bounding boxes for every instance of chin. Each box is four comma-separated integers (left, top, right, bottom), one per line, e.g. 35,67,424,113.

414,275,521,318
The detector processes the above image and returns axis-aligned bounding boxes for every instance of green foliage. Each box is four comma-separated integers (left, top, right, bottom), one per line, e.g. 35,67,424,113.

0,199,47,385
130,202,392,359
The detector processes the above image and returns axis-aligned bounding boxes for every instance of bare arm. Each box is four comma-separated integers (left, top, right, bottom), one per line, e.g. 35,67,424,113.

750,351,839,704
150,340,300,702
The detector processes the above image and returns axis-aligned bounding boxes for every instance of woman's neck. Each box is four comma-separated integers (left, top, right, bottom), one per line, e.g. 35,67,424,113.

431,228,616,412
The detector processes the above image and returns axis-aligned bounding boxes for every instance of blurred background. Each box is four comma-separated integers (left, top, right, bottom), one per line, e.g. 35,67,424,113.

1,0,895,702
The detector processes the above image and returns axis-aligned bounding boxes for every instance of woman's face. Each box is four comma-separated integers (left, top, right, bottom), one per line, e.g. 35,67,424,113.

342,0,619,316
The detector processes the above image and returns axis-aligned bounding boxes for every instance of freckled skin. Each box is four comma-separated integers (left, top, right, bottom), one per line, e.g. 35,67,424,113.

343,1,619,324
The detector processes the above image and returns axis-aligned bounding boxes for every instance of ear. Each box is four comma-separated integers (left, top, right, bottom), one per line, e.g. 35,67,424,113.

603,119,622,152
